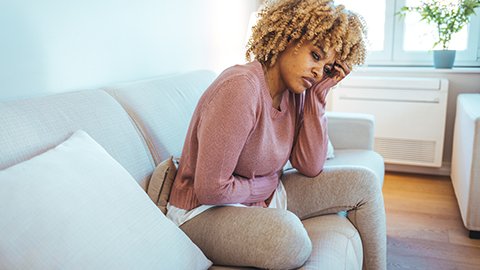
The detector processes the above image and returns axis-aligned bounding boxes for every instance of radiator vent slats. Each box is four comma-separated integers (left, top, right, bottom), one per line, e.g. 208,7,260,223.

375,138,436,163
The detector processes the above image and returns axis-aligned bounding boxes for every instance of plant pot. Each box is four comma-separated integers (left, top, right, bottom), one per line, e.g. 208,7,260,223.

433,50,456,69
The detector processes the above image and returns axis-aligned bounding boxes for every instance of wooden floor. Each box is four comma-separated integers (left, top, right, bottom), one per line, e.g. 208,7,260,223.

383,172,480,270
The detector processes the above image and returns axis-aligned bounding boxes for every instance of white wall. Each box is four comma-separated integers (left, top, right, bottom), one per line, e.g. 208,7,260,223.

0,0,259,101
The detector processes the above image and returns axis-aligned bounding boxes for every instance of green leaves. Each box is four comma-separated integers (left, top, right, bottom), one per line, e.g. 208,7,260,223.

396,0,480,50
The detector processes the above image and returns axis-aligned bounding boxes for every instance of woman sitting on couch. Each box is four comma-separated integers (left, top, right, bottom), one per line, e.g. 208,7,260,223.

167,0,384,269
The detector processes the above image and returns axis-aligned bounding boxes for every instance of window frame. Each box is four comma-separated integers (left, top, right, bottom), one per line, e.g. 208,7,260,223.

363,0,480,67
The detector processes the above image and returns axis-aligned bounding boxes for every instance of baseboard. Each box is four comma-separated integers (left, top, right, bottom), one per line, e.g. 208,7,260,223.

385,161,451,176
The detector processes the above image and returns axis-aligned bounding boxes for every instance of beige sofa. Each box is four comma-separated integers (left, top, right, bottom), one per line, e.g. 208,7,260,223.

0,70,386,269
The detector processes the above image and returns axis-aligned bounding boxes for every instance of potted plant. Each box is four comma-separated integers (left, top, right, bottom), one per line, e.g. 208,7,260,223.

397,0,480,68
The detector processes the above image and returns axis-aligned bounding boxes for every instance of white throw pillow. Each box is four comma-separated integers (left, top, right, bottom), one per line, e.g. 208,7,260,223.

327,138,335,159
0,130,212,270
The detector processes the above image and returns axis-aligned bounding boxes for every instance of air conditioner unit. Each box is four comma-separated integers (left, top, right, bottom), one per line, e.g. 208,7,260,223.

330,76,449,167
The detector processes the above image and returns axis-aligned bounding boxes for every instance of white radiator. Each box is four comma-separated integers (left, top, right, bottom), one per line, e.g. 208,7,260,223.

330,76,449,167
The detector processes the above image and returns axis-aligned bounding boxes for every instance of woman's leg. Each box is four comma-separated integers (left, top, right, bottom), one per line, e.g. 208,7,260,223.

282,167,386,270
180,206,312,269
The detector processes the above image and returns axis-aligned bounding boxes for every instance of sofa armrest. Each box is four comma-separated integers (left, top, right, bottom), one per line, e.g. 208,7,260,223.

326,111,375,150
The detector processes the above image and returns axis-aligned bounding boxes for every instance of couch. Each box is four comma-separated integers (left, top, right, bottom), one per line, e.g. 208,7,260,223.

0,70,386,269
451,93,480,239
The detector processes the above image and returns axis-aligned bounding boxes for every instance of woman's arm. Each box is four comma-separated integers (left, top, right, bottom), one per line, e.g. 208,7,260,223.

290,62,350,177
289,83,330,177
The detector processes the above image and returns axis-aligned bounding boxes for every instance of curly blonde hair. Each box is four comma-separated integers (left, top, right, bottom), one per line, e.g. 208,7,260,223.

246,0,368,67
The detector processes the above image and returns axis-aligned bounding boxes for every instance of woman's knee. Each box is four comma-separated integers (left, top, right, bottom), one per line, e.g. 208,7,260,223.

262,209,312,269
352,168,384,202
180,207,312,269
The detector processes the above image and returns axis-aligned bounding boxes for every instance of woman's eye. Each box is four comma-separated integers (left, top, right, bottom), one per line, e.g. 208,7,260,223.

311,52,320,61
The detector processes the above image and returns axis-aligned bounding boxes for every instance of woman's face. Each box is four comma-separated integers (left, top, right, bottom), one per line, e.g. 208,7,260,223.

276,41,337,94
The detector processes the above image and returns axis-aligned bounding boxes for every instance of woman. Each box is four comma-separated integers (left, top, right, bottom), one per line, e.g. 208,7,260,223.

167,0,385,269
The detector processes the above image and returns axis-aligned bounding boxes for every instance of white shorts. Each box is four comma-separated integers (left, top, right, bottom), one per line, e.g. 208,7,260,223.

166,181,288,226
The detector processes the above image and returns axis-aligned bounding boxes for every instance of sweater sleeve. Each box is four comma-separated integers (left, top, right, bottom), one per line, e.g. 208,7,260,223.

289,87,329,177
193,77,277,205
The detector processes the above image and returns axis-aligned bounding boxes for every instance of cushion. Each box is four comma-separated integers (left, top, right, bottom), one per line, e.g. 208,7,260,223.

104,70,217,164
0,90,155,189
301,214,363,269
327,138,335,159
0,130,212,270
324,149,385,187
147,156,178,214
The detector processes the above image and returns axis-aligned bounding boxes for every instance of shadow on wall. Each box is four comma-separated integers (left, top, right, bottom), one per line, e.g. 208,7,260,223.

0,1,48,101
0,0,259,102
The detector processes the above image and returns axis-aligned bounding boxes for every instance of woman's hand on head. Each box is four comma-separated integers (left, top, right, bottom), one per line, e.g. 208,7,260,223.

310,61,351,104
329,61,351,83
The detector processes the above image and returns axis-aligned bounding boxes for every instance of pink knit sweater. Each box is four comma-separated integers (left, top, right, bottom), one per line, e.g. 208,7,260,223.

169,61,329,211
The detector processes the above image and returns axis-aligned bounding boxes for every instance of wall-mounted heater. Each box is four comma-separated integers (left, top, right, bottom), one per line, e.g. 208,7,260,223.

330,76,449,167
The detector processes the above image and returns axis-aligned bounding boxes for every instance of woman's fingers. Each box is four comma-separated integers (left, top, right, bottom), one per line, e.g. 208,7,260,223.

337,61,351,73
333,61,351,82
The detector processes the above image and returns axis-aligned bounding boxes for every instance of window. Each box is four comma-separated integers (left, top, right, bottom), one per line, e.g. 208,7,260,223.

402,0,469,51
402,15,468,51
336,0,480,66
333,0,387,51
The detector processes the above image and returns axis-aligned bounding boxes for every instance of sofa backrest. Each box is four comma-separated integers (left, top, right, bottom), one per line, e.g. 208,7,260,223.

0,90,155,189
104,70,217,165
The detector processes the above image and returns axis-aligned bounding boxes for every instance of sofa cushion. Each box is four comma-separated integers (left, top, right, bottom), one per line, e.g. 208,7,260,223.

104,70,217,164
0,130,212,270
300,214,363,270
327,138,335,159
325,149,385,187
0,90,155,189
